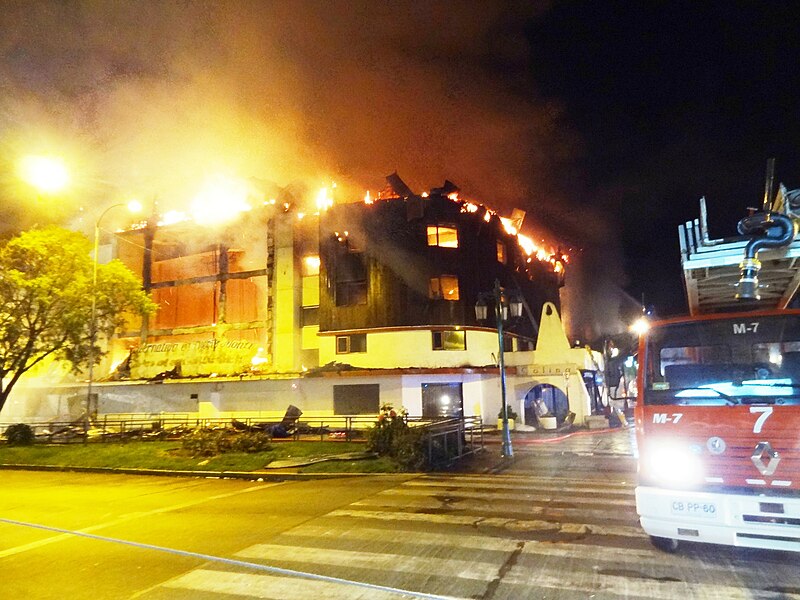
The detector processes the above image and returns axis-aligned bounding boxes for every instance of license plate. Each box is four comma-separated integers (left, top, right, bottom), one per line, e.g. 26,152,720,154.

670,499,718,518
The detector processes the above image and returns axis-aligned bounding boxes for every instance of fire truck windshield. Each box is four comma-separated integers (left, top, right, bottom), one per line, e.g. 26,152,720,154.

643,314,800,406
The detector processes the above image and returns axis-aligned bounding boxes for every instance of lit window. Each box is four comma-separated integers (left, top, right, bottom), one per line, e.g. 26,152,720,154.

427,225,459,248
429,275,460,301
302,255,320,276
496,241,506,264
432,330,466,351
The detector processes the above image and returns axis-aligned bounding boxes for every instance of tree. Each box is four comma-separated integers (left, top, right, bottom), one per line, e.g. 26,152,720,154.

0,226,156,412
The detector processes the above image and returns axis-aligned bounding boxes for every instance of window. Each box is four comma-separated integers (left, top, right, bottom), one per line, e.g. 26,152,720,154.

643,315,800,406
335,251,367,306
301,306,319,327
333,384,380,415
427,225,459,248
432,330,466,351
516,338,534,351
496,240,506,264
336,281,367,306
302,254,320,276
428,275,460,301
336,333,367,354
421,383,464,418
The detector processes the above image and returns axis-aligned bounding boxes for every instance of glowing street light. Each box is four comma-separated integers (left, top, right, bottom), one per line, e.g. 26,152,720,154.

475,279,524,458
630,316,650,336
86,200,141,433
18,155,70,193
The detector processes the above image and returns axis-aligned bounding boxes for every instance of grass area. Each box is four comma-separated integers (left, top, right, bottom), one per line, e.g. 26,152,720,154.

0,440,402,473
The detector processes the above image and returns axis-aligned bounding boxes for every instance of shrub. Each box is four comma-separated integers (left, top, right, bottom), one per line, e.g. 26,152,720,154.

230,431,272,453
3,423,35,446
181,428,233,457
181,428,272,456
367,404,426,471
390,426,427,471
498,407,518,420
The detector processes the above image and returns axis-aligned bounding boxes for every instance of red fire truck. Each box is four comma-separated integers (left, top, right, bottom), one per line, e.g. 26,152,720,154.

635,179,800,552
635,309,800,552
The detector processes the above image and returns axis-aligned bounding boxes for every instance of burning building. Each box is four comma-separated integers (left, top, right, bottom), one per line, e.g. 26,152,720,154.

5,174,605,428
106,174,565,381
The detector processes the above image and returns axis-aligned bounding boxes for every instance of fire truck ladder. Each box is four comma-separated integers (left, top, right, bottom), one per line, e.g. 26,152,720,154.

680,195,800,316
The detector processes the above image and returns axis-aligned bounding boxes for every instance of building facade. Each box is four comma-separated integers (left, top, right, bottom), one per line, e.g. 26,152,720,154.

3,177,601,428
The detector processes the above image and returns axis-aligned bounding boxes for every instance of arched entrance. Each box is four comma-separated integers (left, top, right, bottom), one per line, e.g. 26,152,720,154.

524,383,570,427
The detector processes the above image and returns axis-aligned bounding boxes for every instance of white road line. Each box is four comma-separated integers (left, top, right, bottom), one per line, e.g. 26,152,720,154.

418,474,635,487
404,479,635,496
327,508,647,538
237,543,501,581
380,486,634,507
2,518,461,600
351,496,638,525
0,482,280,558
503,566,770,600
163,569,471,600
282,524,519,552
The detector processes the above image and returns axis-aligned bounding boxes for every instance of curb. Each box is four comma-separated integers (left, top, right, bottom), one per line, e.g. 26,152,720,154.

0,463,417,482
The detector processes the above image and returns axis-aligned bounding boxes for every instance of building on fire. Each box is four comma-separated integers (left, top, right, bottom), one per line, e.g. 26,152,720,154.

3,174,607,429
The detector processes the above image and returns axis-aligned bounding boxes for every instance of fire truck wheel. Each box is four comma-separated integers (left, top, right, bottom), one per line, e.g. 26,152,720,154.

650,536,679,553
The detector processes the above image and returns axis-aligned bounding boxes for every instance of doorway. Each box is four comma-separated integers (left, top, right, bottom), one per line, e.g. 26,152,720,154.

421,382,464,418
524,383,570,426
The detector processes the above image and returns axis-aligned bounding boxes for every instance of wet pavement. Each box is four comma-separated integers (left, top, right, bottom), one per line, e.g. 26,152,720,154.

455,425,637,475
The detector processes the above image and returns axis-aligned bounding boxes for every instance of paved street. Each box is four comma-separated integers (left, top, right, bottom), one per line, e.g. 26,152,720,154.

2,429,798,599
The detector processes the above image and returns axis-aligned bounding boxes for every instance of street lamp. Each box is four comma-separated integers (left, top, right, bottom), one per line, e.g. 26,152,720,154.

475,279,524,458
18,155,70,194
86,201,141,433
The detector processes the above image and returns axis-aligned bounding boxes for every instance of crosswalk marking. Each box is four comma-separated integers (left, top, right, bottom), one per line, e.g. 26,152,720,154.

503,566,765,600
379,485,634,506
326,508,648,538
283,524,519,552
163,569,470,600
236,543,502,581
404,477,635,496
350,496,638,528
141,470,796,599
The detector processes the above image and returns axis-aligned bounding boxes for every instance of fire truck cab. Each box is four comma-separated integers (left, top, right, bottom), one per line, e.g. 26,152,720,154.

635,182,800,552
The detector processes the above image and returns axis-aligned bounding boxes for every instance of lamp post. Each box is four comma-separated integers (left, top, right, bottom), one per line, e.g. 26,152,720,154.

86,201,141,434
475,279,523,458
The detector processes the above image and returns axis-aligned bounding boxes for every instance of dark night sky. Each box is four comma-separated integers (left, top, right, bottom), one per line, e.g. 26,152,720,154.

2,2,800,338
524,2,800,320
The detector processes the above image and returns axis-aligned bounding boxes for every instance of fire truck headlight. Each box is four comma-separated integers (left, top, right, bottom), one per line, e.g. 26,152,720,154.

644,442,703,487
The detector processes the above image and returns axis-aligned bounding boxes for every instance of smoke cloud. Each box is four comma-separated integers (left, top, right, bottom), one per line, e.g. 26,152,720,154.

0,1,628,338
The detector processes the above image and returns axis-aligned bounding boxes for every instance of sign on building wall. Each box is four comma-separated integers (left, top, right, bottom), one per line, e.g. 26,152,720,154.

518,363,577,378
130,339,258,378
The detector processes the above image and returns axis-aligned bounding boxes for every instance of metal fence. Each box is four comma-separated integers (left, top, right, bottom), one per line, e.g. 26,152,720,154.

0,415,486,463
423,416,484,466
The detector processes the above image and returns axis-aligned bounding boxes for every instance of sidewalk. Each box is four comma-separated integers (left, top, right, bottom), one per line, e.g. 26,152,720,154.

454,426,636,474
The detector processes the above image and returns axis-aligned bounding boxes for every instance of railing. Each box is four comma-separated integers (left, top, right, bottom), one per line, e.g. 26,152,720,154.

420,416,484,467
0,415,485,458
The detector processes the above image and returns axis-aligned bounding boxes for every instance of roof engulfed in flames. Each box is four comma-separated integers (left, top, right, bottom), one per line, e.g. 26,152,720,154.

122,171,567,275
373,176,567,274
